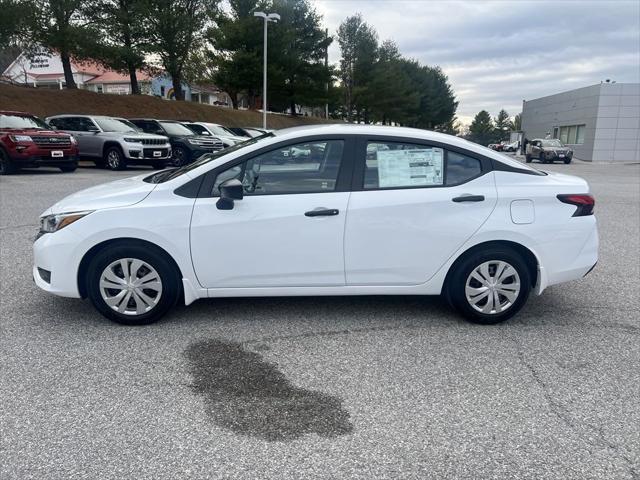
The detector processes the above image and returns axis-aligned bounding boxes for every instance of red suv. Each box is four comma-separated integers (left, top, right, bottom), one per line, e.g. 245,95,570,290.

0,111,79,175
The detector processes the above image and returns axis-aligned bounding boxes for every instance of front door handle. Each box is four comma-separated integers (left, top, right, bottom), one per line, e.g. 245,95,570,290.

305,208,339,217
452,195,485,203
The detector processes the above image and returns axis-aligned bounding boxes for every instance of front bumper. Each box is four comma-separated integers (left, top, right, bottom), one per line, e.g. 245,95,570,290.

33,227,83,298
11,153,78,167
126,146,171,162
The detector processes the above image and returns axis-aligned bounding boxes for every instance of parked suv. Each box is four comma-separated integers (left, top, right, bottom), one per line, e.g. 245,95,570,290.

129,119,224,166
0,111,79,175
526,139,573,164
46,115,171,170
182,122,247,148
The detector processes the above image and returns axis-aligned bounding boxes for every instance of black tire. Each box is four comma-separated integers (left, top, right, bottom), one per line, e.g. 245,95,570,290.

0,149,16,175
152,159,167,170
104,146,127,170
59,163,78,173
539,152,548,164
86,243,181,325
446,246,531,325
564,158,572,164
525,154,532,163
171,146,189,167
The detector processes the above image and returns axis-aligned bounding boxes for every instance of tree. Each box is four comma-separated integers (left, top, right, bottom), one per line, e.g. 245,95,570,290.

207,0,265,109
468,110,495,145
513,112,522,131
337,13,378,122
494,108,513,141
145,0,218,100
27,0,97,89
0,0,30,50
85,0,150,94
268,0,332,115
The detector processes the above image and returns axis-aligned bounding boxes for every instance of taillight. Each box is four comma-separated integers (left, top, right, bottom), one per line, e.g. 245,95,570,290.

557,194,595,217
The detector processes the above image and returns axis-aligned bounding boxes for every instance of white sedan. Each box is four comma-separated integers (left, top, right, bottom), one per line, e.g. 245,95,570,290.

33,125,598,325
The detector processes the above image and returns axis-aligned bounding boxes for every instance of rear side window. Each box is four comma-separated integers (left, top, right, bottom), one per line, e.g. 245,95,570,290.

365,142,444,189
446,151,482,185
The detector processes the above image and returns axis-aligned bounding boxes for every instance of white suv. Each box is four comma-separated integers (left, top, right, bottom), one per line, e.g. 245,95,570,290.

47,115,171,170
33,125,598,325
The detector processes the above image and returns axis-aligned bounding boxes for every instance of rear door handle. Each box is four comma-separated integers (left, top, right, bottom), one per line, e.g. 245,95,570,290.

452,195,485,203
305,208,339,217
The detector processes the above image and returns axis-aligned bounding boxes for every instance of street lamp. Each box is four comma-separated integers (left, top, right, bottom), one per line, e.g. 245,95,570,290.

254,11,280,130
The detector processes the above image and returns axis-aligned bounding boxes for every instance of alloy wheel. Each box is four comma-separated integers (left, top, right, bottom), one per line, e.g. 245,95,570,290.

172,148,186,167
99,258,163,316
107,150,122,169
465,260,521,314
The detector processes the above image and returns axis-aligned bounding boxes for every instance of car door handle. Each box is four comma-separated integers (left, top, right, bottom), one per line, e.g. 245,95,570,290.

452,195,485,203
305,208,339,217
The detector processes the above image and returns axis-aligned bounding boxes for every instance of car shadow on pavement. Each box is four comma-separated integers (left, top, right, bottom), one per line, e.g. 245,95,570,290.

184,338,354,441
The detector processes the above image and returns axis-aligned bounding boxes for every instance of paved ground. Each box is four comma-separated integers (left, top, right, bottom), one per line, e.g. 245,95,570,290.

1,159,639,479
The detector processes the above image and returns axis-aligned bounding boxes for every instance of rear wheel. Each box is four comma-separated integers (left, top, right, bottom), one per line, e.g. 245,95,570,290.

105,146,126,170
447,247,531,324
0,149,16,175
86,244,181,325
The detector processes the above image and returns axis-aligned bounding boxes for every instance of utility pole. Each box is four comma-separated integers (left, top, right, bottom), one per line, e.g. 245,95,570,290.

325,28,329,119
254,12,280,129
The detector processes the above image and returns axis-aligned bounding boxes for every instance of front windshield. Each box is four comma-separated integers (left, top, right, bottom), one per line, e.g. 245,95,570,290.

145,132,274,184
542,139,563,147
0,114,49,130
160,121,195,136
95,117,138,133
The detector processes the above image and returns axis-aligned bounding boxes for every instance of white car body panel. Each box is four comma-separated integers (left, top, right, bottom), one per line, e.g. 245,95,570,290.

33,125,599,315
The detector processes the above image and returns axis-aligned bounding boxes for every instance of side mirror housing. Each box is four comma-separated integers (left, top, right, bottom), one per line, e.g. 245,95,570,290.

216,178,244,210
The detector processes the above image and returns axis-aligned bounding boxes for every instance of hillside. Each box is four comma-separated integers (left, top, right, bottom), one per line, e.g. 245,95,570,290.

0,84,332,129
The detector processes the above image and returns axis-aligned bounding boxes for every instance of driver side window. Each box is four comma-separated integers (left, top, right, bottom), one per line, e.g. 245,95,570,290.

213,140,344,195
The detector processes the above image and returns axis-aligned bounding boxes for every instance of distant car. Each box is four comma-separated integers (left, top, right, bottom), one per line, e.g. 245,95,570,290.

129,119,224,167
182,122,247,147
47,115,171,170
228,127,270,138
488,143,504,151
1,110,79,174
503,141,519,152
526,139,573,164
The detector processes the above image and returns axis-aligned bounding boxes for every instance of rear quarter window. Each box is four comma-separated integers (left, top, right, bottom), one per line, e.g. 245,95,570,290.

446,151,482,185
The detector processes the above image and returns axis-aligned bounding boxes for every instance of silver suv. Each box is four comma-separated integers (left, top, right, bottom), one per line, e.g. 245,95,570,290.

46,115,171,170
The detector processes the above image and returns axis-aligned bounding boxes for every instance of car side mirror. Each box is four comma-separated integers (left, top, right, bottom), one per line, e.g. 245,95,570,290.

216,178,244,210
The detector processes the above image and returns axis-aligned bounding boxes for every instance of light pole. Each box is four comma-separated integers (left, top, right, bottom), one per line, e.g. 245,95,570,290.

254,11,280,130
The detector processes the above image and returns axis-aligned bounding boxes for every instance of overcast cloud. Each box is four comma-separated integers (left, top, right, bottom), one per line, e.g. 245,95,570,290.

314,0,640,124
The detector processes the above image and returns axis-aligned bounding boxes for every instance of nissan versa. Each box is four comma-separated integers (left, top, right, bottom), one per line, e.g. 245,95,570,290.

33,125,598,325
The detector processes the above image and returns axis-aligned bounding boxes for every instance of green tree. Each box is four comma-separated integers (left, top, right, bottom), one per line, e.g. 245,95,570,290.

513,112,522,131
85,0,150,94
27,0,97,89
207,0,265,109
268,0,332,115
337,13,378,122
145,0,218,100
469,110,495,145
0,0,30,50
494,108,513,141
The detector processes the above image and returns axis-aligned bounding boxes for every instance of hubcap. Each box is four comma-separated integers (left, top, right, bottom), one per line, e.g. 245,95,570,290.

99,258,163,316
107,150,120,169
465,260,521,315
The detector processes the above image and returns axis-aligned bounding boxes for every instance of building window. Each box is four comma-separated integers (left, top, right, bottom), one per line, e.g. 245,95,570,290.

552,126,559,139
160,86,165,96
558,124,585,145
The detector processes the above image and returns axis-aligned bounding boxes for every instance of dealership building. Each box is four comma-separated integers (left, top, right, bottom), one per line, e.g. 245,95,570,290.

521,82,640,162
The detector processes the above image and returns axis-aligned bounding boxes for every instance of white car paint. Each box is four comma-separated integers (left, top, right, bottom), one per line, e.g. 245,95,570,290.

33,124,598,323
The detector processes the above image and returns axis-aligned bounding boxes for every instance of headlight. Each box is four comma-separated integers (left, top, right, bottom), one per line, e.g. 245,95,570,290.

39,211,93,234
187,138,203,145
124,137,142,143
9,135,33,142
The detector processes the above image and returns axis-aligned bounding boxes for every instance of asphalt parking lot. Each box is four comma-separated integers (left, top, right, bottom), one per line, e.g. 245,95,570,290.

1,159,639,480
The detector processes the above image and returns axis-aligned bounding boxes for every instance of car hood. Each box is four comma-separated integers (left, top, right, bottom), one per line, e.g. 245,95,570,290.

0,128,68,136
44,173,157,216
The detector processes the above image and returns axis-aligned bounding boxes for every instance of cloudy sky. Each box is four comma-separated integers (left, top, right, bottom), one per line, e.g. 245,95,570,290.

314,0,640,125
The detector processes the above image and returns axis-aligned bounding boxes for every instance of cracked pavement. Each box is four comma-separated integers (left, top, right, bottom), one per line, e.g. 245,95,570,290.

1,161,639,479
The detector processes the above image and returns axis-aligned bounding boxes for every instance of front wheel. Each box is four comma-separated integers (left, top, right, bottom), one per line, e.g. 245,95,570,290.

171,146,189,167
525,154,532,163
564,158,572,164
539,152,548,164
86,244,181,325
447,247,531,324
0,149,16,175
105,147,127,170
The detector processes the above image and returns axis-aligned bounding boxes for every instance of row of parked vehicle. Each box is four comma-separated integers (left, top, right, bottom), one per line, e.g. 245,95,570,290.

0,110,270,175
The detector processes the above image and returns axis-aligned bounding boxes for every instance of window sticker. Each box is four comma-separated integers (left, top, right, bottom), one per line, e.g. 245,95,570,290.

377,148,443,187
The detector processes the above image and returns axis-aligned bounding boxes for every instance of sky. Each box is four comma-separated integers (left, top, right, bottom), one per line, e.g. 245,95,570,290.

314,0,640,125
